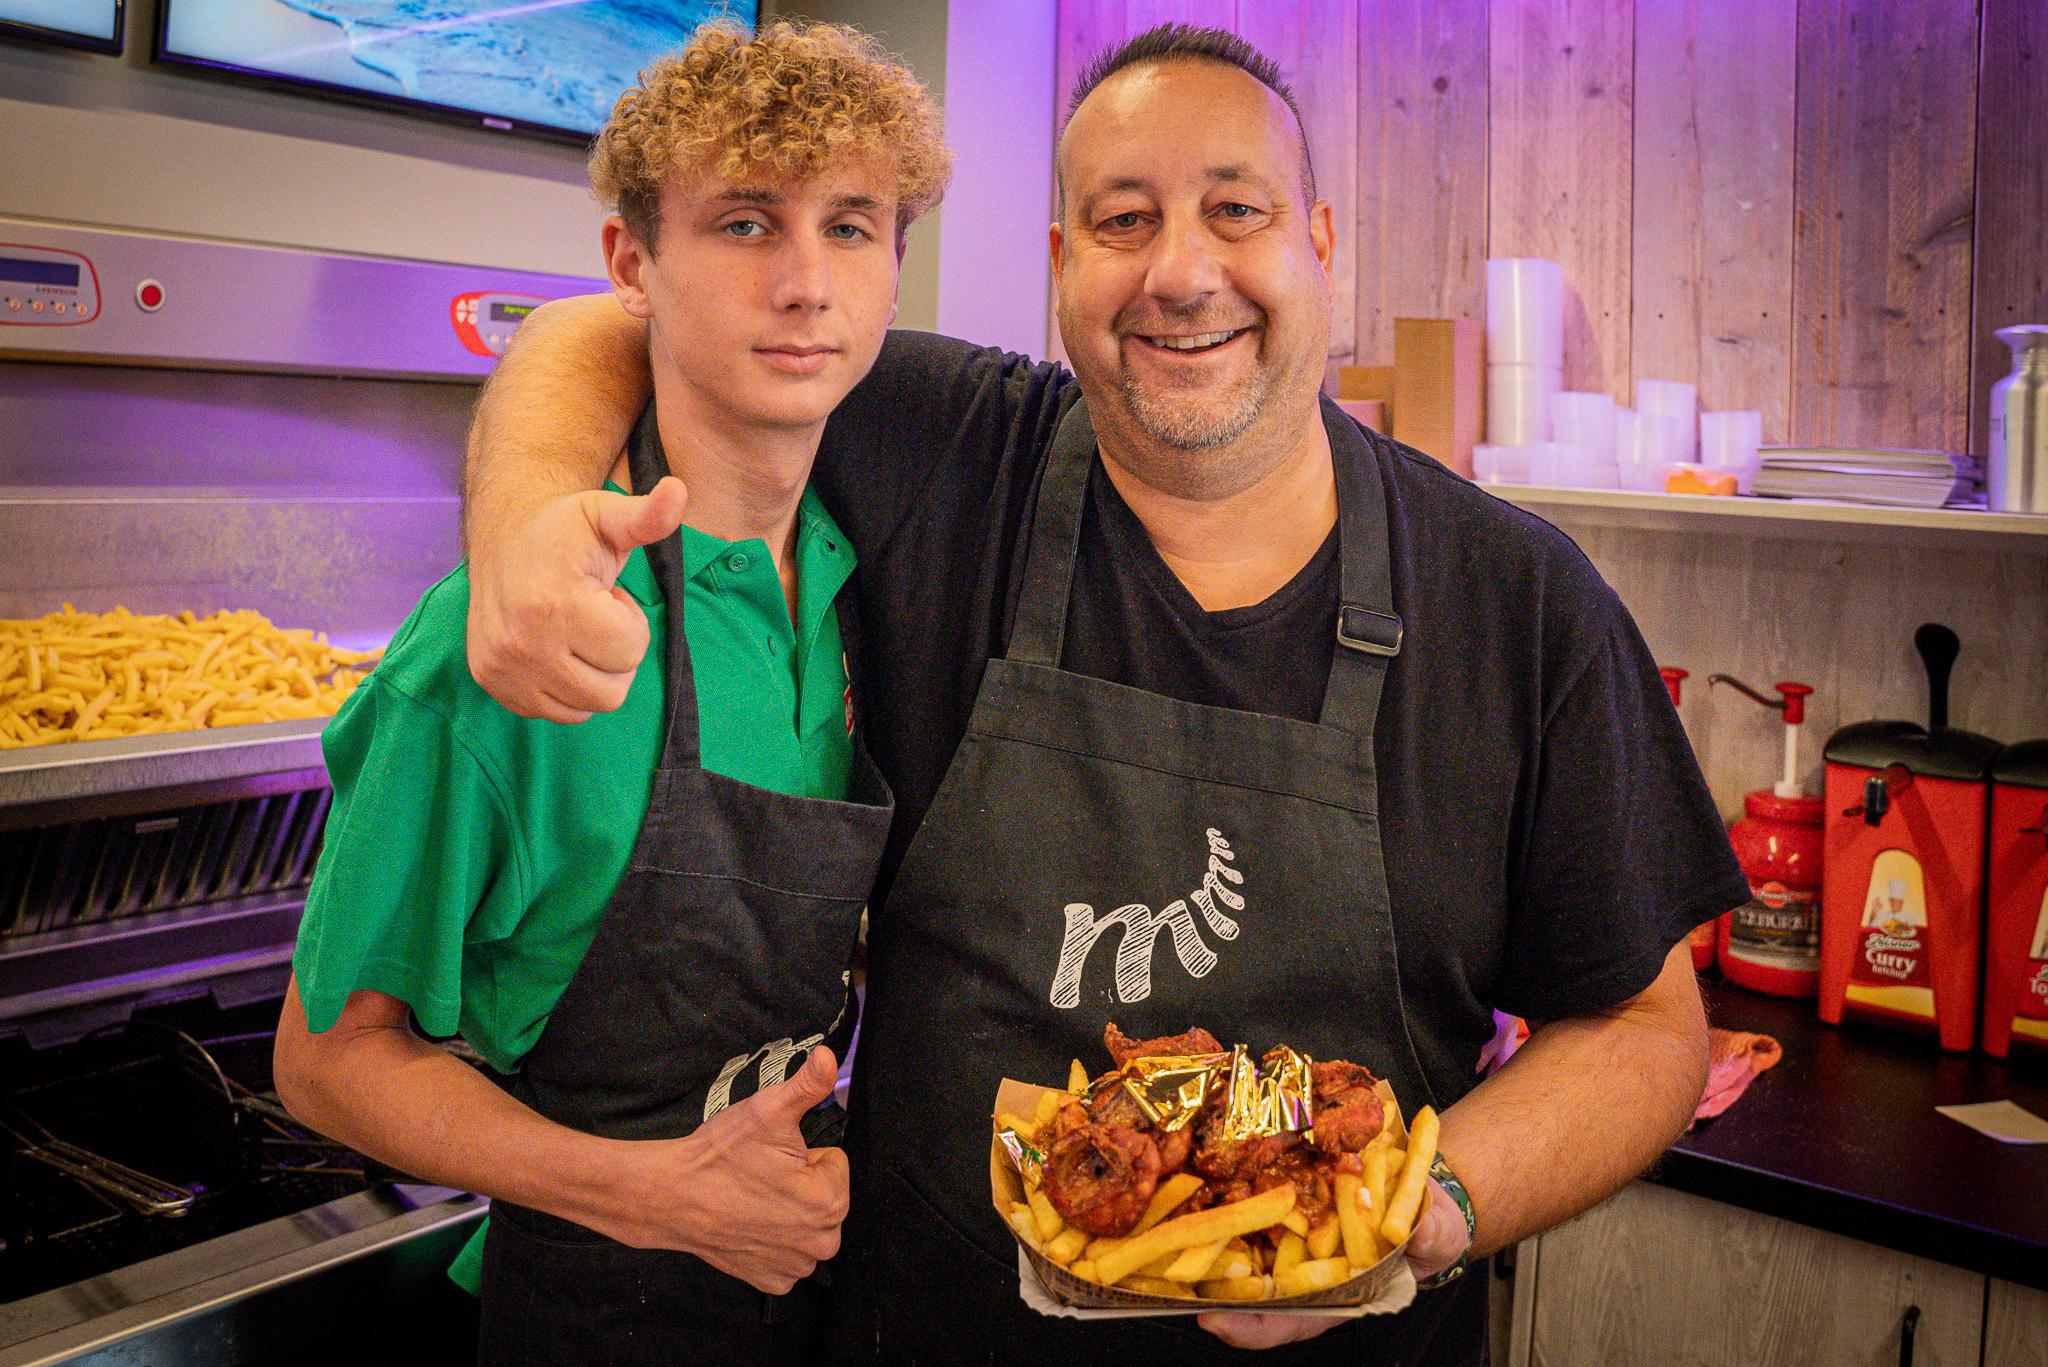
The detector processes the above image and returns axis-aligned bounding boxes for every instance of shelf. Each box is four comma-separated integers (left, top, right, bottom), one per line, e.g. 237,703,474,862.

1485,483,2048,554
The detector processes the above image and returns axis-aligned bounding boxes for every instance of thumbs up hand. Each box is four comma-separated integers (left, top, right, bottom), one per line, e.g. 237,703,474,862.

465,475,687,723
599,1047,851,1295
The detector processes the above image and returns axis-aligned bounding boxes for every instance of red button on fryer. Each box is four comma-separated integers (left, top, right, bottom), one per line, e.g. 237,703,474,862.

136,280,164,311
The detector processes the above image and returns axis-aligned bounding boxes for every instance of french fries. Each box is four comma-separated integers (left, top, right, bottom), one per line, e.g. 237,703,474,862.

0,605,378,748
1044,1226,1089,1265
1162,1239,1227,1282
1122,1276,1197,1300
1362,1147,1391,1256
1273,1257,1352,1298
996,1065,1422,1310
1094,1183,1295,1287
1336,1172,1377,1269
1027,1186,1064,1243
1033,1090,1063,1127
1379,1105,1439,1246
1272,1231,1306,1277
1197,1275,1269,1302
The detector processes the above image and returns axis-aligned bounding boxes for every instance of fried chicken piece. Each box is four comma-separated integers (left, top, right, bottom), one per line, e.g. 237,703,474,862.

1191,1101,1300,1183
1307,1059,1384,1155
1103,1023,1224,1068
1048,1100,1093,1144
1042,1122,1162,1237
1086,1069,1194,1172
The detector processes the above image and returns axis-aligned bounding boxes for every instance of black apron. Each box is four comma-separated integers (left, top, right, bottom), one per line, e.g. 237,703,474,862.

478,406,895,1367
839,400,1485,1364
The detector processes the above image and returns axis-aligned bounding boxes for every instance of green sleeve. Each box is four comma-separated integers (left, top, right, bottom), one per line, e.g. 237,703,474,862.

292,675,526,1039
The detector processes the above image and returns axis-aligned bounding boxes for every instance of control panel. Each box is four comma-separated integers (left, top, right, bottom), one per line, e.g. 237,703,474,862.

0,244,100,325
451,292,546,357
0,217,604,379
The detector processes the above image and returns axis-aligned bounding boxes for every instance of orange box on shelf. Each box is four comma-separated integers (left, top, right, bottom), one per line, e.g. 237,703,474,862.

1336,364,1396,406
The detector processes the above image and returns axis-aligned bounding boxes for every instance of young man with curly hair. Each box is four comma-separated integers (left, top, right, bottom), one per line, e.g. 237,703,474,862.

271,21,949,1363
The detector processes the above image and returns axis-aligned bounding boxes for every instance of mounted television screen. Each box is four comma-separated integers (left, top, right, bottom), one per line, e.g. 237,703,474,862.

155,1,749,141
0,0,124,54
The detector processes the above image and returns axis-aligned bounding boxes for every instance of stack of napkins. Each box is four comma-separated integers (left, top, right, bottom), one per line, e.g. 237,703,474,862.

1752,447,1985,509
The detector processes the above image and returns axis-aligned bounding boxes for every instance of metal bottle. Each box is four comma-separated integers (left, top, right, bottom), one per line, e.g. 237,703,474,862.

1989,324,2048,513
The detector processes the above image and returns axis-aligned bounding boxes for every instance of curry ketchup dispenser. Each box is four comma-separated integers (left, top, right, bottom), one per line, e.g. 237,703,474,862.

1983,740,2048,1057
1709,676,1824,996
1661,666,1717,972
1819,625,2000,1051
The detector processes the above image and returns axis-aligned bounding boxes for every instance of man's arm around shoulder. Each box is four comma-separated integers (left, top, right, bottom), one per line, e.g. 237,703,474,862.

461,294,685,722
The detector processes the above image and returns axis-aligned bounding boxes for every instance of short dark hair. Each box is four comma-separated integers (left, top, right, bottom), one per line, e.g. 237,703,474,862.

1062,23,1315,204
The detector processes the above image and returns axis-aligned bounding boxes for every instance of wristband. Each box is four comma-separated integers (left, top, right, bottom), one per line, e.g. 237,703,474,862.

1413,1153,1476,1291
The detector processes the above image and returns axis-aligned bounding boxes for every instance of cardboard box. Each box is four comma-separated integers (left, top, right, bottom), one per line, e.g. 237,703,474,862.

1336,364,1397,406
1392,319,1485,478
990,1076,1416,1318
1336,399,1387,434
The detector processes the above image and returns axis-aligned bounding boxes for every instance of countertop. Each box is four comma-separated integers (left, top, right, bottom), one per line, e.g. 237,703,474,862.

1647,976,2048,1290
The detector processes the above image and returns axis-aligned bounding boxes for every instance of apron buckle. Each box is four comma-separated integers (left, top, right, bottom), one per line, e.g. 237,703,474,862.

1337,605,1403,658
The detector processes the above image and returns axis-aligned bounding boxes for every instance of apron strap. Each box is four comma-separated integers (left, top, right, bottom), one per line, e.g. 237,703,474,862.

626,403,705,771
1005,396,1404,735
1320,398,1404,735
1003,400,1096,668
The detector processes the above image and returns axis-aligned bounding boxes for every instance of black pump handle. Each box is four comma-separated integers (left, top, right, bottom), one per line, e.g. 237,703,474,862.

1914,624,1957,731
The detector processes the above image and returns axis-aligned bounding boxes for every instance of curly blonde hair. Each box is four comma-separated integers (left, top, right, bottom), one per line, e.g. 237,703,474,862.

590,19,951,248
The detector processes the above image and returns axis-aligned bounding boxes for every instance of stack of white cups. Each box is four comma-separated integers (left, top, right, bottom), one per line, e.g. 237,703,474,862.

1635,380,1698,465
1700,410,1765,493
1551,392,1620,488
1486,258,1563,444
1615,409,1686,492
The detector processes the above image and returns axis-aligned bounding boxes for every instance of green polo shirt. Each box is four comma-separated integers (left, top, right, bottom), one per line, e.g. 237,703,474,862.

291,482,855,1295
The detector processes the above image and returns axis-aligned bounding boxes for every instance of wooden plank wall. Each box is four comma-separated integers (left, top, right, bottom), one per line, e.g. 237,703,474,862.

1971,0,2048,455
1047,0,2048,810
1791,0,1979,452
1050,0,2045,446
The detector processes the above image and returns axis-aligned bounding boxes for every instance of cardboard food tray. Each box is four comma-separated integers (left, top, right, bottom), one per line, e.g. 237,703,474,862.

991,1077,1417,1319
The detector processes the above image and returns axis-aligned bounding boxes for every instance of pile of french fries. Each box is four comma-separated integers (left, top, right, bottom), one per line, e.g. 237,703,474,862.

0,605,379,748
998,1060,1440,1305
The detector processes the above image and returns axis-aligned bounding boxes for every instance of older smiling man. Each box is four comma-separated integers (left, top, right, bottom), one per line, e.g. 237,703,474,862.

456,24,1748,1363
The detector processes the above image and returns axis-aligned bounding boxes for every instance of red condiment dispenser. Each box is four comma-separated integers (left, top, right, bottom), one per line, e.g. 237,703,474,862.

1708,676,1824,996
1819,625,2000,1051
1661,666,1718,972
1983,740,2048,1057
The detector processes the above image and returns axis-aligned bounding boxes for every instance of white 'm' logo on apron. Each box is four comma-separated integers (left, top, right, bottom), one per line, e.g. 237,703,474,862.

701,972,851,1120
704,1031,825,1120
1049,828,1243,1008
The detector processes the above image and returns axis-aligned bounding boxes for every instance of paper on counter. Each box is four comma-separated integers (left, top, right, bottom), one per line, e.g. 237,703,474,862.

1934,1099,2048,1144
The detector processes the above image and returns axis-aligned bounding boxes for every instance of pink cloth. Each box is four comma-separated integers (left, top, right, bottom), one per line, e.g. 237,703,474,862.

1690,1028,1783,1127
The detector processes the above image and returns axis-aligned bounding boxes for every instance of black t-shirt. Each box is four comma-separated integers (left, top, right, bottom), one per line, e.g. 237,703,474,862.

817,330,1745,1027
809,330,1747,1357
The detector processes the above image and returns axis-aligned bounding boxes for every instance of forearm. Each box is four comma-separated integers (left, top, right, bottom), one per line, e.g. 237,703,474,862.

1436,945,1709,1257
462,292,652,558
275,986,639,1240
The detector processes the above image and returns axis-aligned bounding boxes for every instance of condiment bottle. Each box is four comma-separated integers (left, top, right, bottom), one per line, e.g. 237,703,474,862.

1709,676,1824,996
1661,666,1716,973
1983,740,2048,1057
